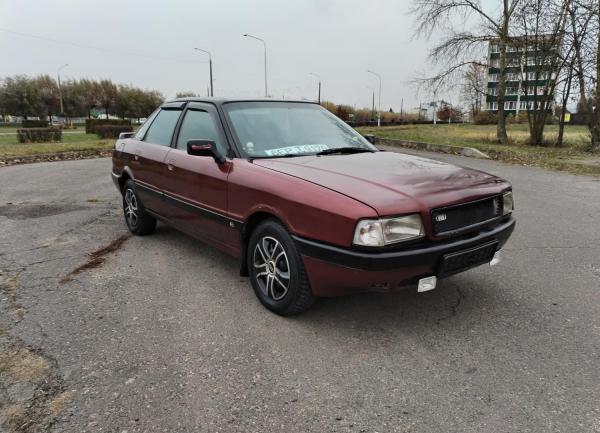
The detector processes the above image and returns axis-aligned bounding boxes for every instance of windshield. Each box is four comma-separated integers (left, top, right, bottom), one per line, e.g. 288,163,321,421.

223,102,377,158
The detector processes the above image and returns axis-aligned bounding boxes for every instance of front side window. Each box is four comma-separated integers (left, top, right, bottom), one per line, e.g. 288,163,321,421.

176,109,224,153
223,102,376,158
143,109,182,146
134,108,160,140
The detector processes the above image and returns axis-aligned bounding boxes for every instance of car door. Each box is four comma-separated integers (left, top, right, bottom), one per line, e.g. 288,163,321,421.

161,102,238,254
131,102,185,214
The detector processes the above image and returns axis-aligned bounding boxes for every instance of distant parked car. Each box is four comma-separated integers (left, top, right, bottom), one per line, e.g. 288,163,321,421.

111,98,515,315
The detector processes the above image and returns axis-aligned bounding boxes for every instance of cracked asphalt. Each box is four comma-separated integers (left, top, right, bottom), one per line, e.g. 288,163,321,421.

0,149,599,433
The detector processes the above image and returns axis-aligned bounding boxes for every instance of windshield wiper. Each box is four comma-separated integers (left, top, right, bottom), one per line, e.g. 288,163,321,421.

315,147,375,156
249,153,304,160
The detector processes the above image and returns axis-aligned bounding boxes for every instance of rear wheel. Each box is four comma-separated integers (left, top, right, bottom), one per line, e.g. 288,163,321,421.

122,180,156,235
247,220,315,315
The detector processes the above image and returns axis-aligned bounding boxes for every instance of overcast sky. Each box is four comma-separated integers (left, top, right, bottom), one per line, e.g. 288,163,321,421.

0,0,499,111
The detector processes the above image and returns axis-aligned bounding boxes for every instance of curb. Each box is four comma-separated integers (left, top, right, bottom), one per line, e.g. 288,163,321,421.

0,150,112,167
377,138,490,159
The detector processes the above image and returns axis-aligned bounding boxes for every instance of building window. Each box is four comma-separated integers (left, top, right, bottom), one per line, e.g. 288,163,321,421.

488,87,496,96
520,101,528,110
527,57,536,66
490,59,500,68
489,74,498,82
491,44,500,53
527,72,536,81
505,101,517,110
487,102,498,110
506,87,519,95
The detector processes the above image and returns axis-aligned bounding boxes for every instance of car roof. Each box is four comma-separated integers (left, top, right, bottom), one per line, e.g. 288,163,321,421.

164,97,319,107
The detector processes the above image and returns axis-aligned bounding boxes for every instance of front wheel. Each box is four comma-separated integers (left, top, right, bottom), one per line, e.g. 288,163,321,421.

122,180,156,235
247,220,315,315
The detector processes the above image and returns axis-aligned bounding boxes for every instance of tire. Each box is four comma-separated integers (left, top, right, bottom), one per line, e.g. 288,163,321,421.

247,219,315,315
122,180,156,236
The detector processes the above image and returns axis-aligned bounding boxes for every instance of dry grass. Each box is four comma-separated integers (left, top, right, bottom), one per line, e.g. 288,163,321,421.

358,124,600,176
0,346,50,383
0,404,27,430
46,391,73,417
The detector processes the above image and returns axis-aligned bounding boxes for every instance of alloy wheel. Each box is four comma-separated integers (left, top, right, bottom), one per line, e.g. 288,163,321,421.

253,236,290,301
124,188,139,228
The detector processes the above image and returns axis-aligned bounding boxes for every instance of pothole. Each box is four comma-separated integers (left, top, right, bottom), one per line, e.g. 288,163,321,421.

0,334,71,433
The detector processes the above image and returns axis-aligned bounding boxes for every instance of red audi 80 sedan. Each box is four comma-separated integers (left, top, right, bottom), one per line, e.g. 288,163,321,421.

111,98,515,315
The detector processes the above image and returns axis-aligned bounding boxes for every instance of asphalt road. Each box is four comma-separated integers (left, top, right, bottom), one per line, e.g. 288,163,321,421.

0,150,599,433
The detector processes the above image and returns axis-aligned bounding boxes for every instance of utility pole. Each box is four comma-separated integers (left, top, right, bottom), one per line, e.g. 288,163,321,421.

194,48,213,96
57,63,68,116
367,70,382,127
366,85,375,121
309,73,321,104
400,98,404,121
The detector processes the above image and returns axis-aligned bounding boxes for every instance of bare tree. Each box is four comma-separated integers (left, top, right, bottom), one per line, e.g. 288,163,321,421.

460,63,487,118
514,0,570,145
412,0,522,144
571,0,600,150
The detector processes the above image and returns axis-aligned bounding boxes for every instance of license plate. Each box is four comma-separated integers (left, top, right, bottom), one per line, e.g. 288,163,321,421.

438,241,498,277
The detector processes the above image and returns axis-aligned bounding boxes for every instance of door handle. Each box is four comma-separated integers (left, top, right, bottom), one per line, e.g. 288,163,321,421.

167,159,175,171
134,150,141,161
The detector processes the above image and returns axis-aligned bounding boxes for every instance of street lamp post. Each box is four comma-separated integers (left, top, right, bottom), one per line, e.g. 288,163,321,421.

367,69,382,127
309,72,321,104
243,34,268,97
194,48,213,97
57,63,68,116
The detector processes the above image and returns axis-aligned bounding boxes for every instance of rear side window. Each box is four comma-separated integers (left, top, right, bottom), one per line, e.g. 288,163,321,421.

143,109,182,146
176,109,224,153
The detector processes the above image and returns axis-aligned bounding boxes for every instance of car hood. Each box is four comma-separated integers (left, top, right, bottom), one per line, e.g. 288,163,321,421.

252,151,510,215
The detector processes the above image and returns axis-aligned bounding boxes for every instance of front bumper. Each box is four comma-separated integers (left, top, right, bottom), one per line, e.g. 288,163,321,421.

294,217,515,297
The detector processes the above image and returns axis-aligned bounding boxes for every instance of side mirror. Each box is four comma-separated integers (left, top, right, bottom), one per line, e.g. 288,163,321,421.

119,132,135,139
187,139,225,164
363,134,376,144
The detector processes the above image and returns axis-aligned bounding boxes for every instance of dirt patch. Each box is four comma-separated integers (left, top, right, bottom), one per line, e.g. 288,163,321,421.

61,234,131,283
0,203,85,220
0,272,24,321
0,273,70,432
0,338,68,433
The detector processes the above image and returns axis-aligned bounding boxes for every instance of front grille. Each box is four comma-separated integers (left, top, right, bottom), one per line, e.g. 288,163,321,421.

431,195,501,235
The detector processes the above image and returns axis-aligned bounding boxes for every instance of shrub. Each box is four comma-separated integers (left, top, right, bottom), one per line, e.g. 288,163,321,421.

21,119,49,128
17,127,62,143
85,118,131,134
95,124,134,139
473,111,498,125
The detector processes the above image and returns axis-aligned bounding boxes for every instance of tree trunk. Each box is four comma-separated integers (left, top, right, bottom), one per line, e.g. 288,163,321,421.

496,5,510,145
557,68,573,147
592,1,600,151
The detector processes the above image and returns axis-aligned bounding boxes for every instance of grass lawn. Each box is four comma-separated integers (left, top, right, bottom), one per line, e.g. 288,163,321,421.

357,124,600,176
0,132,113,159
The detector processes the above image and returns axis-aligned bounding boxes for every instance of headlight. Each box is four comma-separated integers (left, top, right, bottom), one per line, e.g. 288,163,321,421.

502,191,514,215
353,214,424,247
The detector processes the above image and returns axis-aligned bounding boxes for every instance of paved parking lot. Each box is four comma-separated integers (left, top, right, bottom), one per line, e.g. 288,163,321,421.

0,150,599,433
